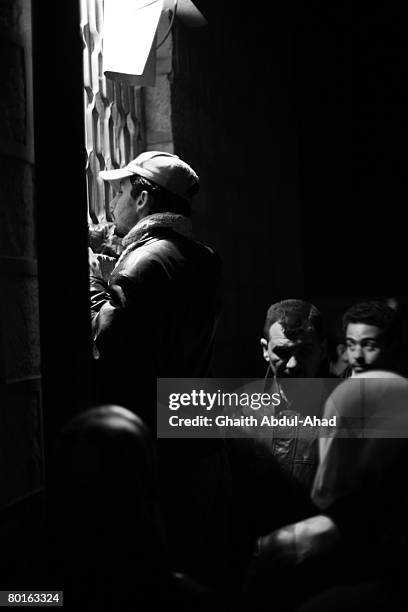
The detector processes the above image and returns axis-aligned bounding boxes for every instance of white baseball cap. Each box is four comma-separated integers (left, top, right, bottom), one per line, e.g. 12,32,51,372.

99,151,199,200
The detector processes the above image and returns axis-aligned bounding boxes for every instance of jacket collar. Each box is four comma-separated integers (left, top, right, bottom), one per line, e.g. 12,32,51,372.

122,212,192,248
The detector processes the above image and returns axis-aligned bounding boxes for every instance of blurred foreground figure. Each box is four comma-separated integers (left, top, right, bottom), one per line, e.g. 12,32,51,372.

313,370,408,510
244,371,408,611
49,406,211,611
296,370,408,610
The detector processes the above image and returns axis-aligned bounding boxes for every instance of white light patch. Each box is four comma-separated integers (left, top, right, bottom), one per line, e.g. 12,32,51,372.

103,0,164,76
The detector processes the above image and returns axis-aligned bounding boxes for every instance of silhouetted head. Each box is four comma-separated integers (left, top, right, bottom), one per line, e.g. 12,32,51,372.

58,405,157,508
53,406,172,608
55,406,167,568
313,371,408,510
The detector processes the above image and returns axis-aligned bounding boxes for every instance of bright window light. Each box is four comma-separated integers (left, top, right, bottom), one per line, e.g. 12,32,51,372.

103,0,163,78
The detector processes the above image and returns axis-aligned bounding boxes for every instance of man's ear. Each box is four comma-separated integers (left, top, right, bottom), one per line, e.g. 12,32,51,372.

336,343,347,358
135,189,152,214
260,338,269,362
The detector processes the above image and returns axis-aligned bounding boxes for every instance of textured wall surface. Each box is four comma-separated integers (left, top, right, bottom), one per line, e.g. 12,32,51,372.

80,0,146,222
0,0,43,509
81,1,174,223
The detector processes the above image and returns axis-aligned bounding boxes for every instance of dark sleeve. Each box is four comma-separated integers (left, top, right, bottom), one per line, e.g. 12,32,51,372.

91,253,169,346
89,258,169,416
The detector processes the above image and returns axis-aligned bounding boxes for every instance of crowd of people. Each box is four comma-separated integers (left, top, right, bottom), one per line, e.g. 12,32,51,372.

43,151,408,609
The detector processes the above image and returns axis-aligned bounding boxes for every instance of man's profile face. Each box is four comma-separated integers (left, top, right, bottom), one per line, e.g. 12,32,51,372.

109,178,140,237
346,323,385,375
261,322,324,378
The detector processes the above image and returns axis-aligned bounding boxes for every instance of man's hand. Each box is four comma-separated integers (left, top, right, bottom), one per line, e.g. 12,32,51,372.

89,247,102,278
89,222,123,257
256,514,340,566
89,248,117,281
89,224,110,253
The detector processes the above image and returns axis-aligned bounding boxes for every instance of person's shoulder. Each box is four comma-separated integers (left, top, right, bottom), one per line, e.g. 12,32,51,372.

114,241,169,282
189,238,222,269
158,232,222,271
115,233,221,283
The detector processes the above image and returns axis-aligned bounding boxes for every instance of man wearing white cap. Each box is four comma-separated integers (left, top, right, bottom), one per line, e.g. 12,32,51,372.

89,151,222,422
89,152,230,590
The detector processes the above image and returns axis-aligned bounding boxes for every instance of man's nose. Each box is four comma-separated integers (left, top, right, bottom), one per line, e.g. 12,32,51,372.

109,194,119,214
286,355,298,370
354,345,364,361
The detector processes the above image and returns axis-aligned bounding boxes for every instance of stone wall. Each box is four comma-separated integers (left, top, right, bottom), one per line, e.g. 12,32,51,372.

0,0,43,509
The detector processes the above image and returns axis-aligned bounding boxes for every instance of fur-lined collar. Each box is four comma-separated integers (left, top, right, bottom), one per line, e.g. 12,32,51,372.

122,213,192,248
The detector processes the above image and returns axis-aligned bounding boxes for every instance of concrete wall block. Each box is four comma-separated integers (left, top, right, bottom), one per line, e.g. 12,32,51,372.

156,9,173,75
0,0,42,513
0,384,43,507
0,158,35,258
0,276,40,381
144,75,173,147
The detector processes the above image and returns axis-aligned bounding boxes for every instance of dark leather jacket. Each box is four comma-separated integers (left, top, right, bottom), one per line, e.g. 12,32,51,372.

90,217,230,586
90,221,222,425
264,375,337,493
269,412,319,493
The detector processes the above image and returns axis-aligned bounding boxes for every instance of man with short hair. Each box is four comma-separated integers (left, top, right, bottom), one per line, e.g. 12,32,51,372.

261,299,327,379
260,299,330,492
343,300,401,376
233,301,331,606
